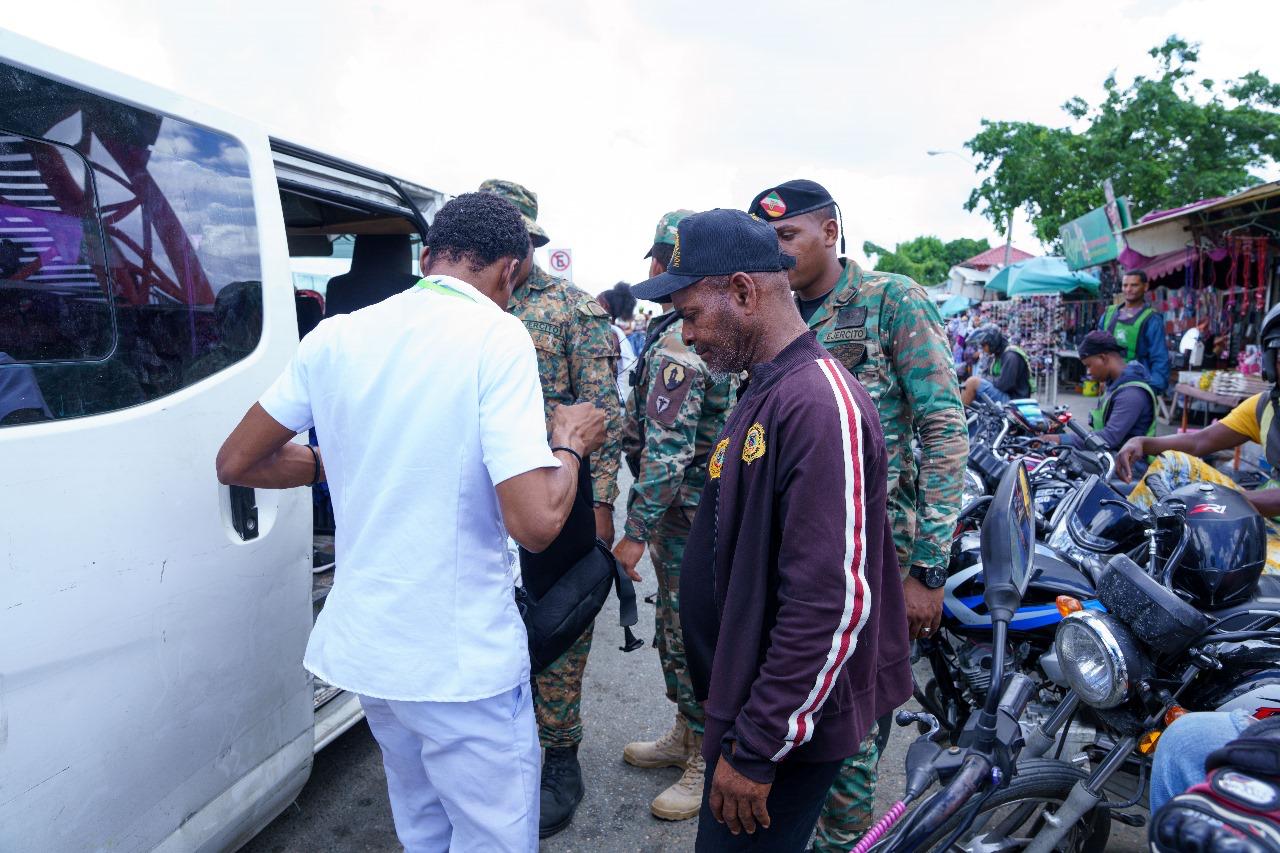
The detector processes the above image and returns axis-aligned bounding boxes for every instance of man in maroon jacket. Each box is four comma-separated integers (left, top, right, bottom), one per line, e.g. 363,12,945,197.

631,209,911,851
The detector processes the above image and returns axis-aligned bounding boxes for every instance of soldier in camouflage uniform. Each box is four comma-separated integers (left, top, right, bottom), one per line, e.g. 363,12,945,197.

478,180,622,839
612,210,736,821
748,179,968,852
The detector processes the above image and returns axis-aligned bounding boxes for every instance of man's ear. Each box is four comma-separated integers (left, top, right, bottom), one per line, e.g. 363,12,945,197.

823,217,840,248
419,246,432,273
728,271,755,311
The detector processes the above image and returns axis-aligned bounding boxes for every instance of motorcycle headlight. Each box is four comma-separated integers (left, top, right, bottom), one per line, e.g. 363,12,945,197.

1054,611,1141,709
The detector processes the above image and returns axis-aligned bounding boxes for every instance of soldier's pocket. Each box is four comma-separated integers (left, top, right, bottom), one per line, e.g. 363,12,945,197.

850,343,892,398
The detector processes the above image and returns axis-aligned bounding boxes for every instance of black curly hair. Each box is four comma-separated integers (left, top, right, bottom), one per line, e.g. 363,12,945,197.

424,192,530,272
602,281,636,322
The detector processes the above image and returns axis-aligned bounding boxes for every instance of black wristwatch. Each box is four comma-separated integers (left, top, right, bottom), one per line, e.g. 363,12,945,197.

909,563,947,590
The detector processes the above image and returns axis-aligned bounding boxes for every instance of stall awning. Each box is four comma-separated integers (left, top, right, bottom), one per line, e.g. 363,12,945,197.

986,256,1100,297
940,294,973,317
1121,181,1280,257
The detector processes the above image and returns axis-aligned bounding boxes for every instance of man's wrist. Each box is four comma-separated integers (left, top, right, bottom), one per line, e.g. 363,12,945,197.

908,563,947,589
623,518,650,543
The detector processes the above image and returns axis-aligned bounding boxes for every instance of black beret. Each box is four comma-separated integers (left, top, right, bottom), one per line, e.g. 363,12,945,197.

748,179,835,221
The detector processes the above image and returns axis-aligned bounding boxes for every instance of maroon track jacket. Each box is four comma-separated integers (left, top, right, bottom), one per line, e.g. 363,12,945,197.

681,332,912,783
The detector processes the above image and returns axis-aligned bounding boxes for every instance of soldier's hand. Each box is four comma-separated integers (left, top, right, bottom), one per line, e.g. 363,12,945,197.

903,575,943,640
709,756,771,835
550,402,607,456
1116,437,1145,483
612,536,645,583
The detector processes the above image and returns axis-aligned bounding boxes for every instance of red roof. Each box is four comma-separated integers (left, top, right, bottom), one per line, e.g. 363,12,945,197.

959,245,1034,271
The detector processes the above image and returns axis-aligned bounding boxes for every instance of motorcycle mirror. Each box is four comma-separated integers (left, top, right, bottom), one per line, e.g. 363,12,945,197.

979,461,1035,623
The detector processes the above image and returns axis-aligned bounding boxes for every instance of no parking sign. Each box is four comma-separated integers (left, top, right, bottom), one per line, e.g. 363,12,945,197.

546,246,573,281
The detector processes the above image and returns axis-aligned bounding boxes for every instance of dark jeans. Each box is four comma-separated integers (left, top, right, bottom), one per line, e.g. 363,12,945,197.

695,756,844,852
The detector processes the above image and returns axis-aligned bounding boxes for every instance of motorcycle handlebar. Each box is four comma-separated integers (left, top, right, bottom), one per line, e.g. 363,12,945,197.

896,754,992,850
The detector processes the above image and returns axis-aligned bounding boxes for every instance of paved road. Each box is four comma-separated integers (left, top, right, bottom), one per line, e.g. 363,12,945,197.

243,472,1143,852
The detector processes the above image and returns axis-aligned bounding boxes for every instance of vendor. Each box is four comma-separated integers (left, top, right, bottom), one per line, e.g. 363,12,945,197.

1044,331,1156,452
1117,303,1280,574
1099,269,1170,394
959,327,1033,405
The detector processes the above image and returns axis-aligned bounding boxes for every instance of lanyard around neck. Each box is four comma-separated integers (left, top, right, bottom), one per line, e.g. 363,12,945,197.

415,276,478,302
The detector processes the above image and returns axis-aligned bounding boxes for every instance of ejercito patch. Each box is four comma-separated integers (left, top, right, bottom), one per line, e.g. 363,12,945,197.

524,319,563,338
647,358,692,428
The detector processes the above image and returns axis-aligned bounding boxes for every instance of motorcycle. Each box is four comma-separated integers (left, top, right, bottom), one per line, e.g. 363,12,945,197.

965,396,1113,521
926,479,1280,851
918,419,1116,741
861,463,1112,851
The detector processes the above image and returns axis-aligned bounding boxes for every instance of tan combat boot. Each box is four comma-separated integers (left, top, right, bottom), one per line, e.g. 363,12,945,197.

623,715,695,769
650,742,705,821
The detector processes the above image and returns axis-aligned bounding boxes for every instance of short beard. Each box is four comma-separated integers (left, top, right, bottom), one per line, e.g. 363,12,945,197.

699,308,752,382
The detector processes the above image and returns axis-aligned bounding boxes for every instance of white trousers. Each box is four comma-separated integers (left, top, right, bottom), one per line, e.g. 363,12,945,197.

360,682,540,852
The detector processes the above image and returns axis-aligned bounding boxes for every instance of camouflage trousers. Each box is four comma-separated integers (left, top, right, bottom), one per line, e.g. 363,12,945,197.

651,505,704,733
1132,451,1280,574
535,622,593,748
812,723,882,853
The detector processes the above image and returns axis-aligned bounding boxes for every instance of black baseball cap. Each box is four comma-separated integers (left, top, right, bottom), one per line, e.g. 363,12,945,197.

630,209,795,302
1078,330,1126,359
748,179,836,221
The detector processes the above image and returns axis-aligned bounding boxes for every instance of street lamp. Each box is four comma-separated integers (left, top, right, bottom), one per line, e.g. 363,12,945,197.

927,149,1014,267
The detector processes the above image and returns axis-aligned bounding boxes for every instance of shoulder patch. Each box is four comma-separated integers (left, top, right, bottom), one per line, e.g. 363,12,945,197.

579,299,609,319
646,357,692,428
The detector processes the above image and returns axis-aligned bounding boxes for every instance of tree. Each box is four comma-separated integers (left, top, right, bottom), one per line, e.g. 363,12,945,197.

863,235,990,285
965,36,1280,245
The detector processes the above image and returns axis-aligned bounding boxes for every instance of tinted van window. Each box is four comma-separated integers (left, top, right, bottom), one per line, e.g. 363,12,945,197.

0,63,262,427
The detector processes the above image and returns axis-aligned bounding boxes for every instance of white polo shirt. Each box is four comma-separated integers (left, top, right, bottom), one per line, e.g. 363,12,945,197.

260,275,558,702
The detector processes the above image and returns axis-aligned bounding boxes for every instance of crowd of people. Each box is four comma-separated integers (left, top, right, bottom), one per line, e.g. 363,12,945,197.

213,175,1280,852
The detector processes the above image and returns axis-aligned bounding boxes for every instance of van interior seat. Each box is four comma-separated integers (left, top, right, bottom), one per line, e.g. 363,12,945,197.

323,234,419,316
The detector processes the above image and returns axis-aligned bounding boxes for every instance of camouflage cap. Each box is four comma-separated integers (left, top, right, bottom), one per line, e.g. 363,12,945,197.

644,209,694,259
478,179,550,247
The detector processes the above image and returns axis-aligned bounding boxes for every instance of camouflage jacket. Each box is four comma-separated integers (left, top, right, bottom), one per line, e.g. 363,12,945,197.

510,265,622,505
806,259,968,573
622,314,736,543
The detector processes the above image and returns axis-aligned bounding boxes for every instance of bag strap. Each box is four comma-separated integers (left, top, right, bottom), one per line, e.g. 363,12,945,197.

609,541,638,627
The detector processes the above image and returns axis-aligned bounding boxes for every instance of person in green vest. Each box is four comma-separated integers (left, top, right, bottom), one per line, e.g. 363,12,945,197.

959,327,1034,405
1099,269,1170,394
1042,330,1156,454
1117,302,1280,574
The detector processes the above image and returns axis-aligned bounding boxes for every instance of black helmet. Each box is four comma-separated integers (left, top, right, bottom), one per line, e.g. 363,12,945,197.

1168,482,1267,609
969,326,1005,354
1262,302,1280,385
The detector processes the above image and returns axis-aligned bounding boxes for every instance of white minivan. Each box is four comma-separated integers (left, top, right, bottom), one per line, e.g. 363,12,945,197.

0,29,444,852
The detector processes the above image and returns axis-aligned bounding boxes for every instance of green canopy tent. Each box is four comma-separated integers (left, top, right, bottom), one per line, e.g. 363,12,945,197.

940,294,973,317
985,256,1100,297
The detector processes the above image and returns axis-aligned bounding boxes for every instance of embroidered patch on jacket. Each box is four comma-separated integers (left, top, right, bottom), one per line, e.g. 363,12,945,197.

835,305,868,328
647,358,692,428
709,438,729,480
742,422,766,464
524,319,563,338
825,327,867,343
662,361,687,390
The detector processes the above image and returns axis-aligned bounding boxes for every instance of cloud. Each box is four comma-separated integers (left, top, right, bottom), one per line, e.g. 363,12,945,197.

5,0,1279,291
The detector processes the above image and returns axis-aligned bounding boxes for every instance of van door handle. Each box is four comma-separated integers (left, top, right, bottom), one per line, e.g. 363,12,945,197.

229,485,259,540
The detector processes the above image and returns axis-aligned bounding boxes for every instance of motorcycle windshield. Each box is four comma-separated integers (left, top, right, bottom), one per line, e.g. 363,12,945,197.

1066,477,1143,553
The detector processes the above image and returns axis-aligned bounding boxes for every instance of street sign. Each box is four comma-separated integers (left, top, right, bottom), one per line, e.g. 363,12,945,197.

548,247,573,279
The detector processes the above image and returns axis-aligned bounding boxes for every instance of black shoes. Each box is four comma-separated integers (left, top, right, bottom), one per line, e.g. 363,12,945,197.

539,745,585,838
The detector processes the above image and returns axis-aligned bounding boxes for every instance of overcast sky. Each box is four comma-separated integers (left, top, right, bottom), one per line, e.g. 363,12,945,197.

8,0,1279,292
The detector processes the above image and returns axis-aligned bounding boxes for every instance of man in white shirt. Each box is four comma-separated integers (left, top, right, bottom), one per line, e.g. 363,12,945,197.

216,192,606,852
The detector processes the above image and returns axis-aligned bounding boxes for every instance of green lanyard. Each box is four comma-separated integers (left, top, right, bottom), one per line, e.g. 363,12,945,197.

414,276,477,302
